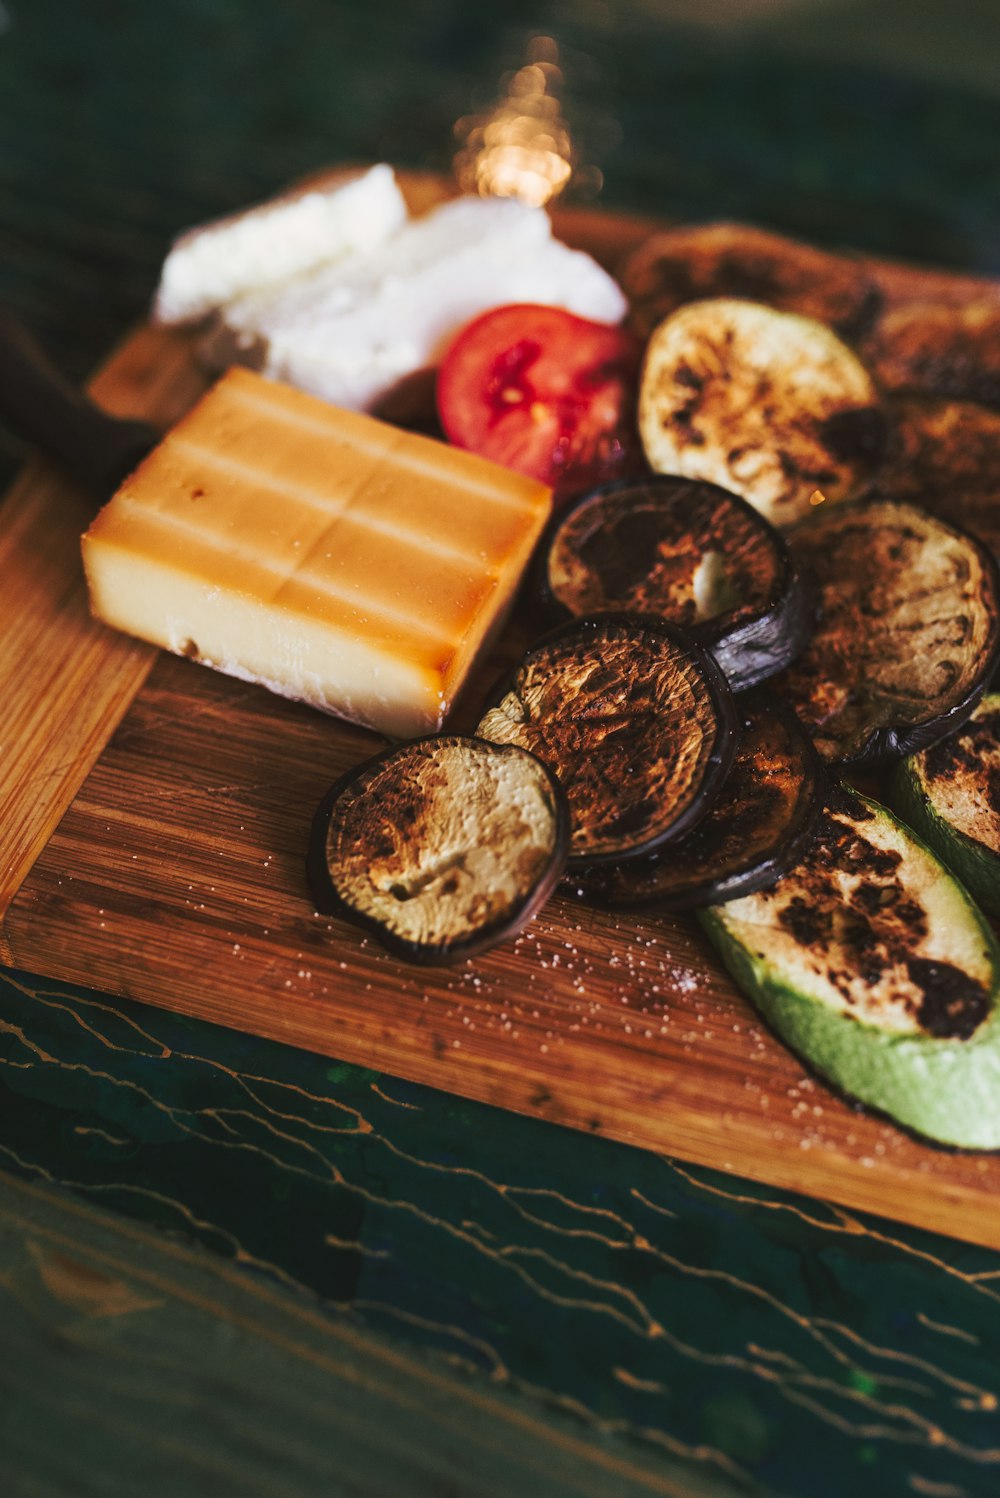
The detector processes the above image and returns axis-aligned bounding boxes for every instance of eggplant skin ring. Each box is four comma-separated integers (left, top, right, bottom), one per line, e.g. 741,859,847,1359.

308,736,569,964
536,473,812,692
477,613,738,868
779,498,1000,766
569,691,825,913
638,297,885,529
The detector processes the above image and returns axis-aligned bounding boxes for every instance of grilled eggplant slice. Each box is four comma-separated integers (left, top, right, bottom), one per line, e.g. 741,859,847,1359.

778,498,1000,765
700,786,1000,1148
877,395,1000,558
638,299,885,529
620,221,881,343
477,614,738,867
570,693,824,911
864,298,1000,408
891,693,1000,918
308,735,569,964
537,475,811,691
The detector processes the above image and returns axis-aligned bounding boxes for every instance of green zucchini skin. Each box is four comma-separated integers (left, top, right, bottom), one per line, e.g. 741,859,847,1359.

699,790,1000,1149
890,695,1000,919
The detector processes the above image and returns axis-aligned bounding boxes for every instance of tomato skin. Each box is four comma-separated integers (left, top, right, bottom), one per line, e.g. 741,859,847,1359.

436,304,644,503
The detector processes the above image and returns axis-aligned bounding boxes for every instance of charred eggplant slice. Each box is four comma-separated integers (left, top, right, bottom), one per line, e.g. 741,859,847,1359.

477,614,738,867
620,221,881,343
308,735,569,964
877,395,1000,558
778,498,1000,765
863,298,1000,408
891,693,1000,918
638,299,885,529
538,475,812,690
571,693,824,911
700,786,1000,1149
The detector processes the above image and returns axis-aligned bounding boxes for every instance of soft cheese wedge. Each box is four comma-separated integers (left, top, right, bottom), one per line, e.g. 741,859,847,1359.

199,194,627,412
82,368,551,738
152,164,408,326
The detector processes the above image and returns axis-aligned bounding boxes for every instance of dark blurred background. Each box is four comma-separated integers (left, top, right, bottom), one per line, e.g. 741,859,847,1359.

1,0,999,476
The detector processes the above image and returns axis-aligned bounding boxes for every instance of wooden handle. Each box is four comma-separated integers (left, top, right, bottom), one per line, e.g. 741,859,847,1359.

0,307,156,499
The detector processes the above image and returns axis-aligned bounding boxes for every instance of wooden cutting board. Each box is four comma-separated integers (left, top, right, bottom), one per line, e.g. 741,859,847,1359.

3,171,1000,1251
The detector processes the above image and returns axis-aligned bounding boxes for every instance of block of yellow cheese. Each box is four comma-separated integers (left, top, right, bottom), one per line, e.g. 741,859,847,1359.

82,367,551,737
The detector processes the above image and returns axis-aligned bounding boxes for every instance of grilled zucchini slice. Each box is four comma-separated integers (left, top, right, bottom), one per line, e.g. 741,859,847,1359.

308,736,568,964
877,395,1000,559
779,498,1000,765
891,693,1000,918
620,221,881,342
863,297,1000,408
477,614,738,867
638,299,885,528
701,786,1000,1148
570,693,824,911
537,475,812,691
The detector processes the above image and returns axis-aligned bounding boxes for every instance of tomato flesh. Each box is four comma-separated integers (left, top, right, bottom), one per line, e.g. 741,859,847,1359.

436,305,642,501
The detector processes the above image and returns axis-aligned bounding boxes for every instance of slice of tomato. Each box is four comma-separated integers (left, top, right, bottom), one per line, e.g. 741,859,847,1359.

436,304,643,502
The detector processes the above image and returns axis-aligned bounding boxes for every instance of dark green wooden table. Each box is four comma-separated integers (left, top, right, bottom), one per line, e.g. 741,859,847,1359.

3,4,1000,1494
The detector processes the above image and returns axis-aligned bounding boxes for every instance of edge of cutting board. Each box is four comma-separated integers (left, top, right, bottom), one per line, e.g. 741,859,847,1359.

3,170,1000,1251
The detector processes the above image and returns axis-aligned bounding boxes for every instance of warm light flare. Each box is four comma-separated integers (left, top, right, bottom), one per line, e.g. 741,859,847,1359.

454,38,575,207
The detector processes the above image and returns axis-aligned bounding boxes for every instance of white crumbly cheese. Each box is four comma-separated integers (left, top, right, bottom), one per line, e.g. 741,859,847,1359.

152,164,407,325
197,194,629,411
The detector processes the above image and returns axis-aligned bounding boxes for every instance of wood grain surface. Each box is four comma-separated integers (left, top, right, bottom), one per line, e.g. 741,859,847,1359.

3,173,1000,1251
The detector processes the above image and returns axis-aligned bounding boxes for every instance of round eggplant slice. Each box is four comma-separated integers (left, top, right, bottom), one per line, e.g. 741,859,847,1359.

778,498,1000,765
619,221,881,343
308,736,569,964
863,297,1000,408
476,614,738,867
638,298,885,529
537,474,812,691
569,693,824,911
877,395,1000,558
891,693,1000,919
700,785,1000,1149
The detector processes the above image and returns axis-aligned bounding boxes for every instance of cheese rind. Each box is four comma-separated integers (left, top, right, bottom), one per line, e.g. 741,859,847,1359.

82,368,551,738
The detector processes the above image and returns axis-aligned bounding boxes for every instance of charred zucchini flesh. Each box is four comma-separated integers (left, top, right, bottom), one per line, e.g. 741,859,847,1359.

538,475,811,691
638,298,885,528
864,298,1000,408
892,693,1000,918
571,693,824,911
620,221,881,342
477,614,738,867
308,736,569,964
878,395,1000,559
779,498,1000,764
701,786,1000,1148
